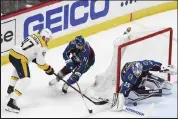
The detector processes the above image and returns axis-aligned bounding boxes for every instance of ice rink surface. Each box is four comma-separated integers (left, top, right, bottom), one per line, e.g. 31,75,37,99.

1,9,177,118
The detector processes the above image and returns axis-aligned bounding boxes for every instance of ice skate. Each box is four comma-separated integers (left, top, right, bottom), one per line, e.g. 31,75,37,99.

5,98,20,113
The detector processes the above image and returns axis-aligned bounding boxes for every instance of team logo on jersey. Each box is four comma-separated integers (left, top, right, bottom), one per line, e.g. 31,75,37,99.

128,74,133,80
42,51,46,56
143,61,148,65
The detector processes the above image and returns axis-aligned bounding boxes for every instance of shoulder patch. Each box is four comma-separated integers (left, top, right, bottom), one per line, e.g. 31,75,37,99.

143,61,149,65
42,51,46,56
128,74,133,80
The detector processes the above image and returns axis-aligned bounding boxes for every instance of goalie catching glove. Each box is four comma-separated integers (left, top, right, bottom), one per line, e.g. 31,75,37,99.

160,65,177,75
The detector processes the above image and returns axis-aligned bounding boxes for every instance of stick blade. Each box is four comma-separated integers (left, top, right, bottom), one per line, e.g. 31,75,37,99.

94,100,109,105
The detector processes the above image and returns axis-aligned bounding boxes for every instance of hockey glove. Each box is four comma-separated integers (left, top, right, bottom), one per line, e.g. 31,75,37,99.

45,65,54,75
71,53,80,63
66,59,74,71
67,72,81,85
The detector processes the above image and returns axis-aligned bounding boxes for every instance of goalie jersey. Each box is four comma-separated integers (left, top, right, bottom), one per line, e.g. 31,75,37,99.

10,33,49,70
120,60,162,96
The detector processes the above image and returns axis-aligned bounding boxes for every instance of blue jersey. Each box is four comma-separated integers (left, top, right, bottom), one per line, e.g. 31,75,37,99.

120,60,162,97
63,40,95,74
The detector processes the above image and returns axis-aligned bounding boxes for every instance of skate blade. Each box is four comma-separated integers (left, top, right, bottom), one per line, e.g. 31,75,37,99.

5,106,20,114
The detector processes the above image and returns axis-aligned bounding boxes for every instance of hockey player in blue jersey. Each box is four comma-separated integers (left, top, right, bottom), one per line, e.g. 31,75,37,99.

49,35,95,94
112,60,177,111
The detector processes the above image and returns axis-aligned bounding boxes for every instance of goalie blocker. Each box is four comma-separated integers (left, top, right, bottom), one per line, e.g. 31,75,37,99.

111,60,177,111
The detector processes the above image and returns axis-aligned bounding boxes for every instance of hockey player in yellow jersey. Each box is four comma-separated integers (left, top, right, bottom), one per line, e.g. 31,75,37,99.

5,28,55,113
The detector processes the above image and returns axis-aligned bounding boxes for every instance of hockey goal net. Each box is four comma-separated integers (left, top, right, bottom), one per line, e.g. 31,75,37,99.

84,27,173,101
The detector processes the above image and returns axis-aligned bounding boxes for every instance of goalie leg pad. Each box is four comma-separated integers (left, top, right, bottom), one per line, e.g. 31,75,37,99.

126,88,162,104
162,81,173,95
142,74,173,95
142,74,165,89
111,93,125,111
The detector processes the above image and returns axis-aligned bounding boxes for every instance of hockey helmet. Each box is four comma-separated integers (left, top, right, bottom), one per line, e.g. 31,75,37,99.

75,35,85,50
132,62,143,78
40,28,52,41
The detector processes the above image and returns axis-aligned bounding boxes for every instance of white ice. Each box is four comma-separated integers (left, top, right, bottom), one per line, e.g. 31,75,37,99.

1,9,177,118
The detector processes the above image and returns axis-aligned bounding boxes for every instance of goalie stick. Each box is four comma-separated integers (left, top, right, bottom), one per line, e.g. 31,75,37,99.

53,73,109,105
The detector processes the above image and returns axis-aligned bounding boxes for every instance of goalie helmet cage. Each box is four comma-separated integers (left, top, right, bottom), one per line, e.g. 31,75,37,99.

85,27,173,100
116,27,173,93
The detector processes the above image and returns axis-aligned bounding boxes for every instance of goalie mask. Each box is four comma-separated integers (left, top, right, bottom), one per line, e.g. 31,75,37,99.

132,62,143,78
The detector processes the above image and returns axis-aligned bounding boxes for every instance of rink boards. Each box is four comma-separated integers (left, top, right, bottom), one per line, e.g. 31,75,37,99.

1,1,177,65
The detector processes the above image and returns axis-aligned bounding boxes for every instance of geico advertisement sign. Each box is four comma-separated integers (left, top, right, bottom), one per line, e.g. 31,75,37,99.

23,0,109,39
1,20,16,53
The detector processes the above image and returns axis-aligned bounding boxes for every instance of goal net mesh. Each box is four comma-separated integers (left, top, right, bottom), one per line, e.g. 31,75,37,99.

84,27,173,101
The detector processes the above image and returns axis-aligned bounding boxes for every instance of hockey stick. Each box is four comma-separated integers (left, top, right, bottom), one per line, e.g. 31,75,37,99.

53,73,108,105
76,82,93,113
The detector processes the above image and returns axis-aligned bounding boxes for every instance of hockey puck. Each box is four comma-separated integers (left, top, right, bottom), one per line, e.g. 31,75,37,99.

89,110,93,114
133,102,137,106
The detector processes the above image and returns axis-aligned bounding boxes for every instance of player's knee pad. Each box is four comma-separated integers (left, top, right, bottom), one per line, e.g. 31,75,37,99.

14,77,30,95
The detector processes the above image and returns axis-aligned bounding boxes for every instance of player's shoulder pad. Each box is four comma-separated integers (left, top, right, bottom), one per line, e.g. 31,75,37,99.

70,40,76,45
68,40,76,48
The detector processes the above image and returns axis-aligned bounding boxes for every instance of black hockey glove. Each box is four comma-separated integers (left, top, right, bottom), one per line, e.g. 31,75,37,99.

45,65,54,75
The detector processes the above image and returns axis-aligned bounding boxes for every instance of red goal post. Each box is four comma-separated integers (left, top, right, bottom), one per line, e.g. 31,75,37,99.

116,27,173,93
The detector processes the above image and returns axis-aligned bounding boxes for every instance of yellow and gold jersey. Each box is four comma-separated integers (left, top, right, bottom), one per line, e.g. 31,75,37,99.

11,33,48,66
